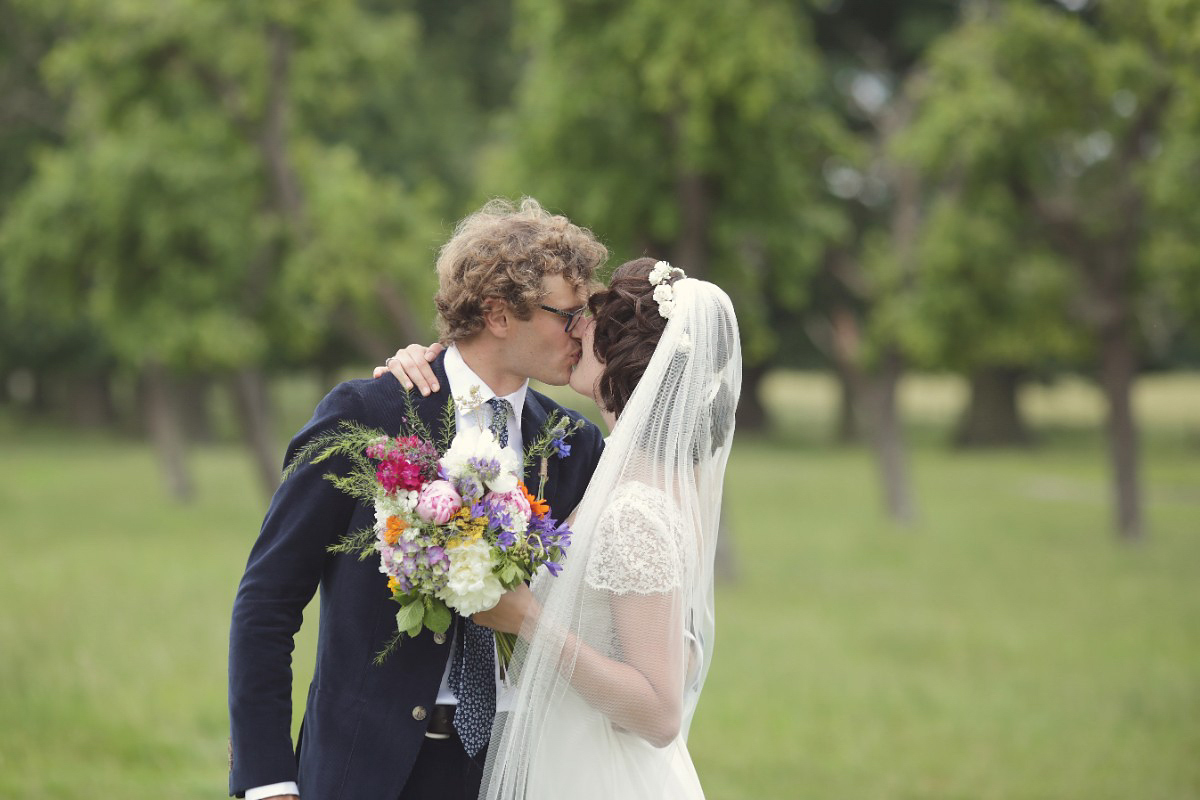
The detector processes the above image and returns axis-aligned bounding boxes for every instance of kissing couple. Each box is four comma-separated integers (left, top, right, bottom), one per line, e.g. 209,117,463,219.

229,197,742,799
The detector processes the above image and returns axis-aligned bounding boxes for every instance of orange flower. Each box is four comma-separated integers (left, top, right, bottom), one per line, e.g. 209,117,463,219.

383,515,407,545
519,480,549,517
387,575,401,593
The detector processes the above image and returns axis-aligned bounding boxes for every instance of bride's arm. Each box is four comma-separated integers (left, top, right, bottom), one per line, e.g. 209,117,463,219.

577,590,685,747
476,586,684,747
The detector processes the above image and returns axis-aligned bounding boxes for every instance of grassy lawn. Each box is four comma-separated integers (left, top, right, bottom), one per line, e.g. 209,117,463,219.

0,371,1196,798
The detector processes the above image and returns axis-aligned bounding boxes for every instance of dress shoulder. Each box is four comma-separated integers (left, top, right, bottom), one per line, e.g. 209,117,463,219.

585,482,684,595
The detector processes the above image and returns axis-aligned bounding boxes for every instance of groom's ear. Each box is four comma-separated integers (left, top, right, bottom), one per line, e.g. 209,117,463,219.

481,298,511,338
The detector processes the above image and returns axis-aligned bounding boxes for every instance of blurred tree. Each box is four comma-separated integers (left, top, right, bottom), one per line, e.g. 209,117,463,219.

806,0,958,451
310,0,520,217
0,0,439,498
0,1,117,424
485,0,847,431
1142,1,1200,370
790,0,963,522
899,0,1199,539
900,189,1088,447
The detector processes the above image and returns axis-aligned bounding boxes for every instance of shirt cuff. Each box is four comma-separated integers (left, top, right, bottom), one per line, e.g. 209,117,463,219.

245,782,299,800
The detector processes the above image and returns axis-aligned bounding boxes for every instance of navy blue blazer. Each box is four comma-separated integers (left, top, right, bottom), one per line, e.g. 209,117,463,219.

228,355,604,798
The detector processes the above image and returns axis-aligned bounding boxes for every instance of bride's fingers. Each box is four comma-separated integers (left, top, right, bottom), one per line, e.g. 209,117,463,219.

380,343,441,395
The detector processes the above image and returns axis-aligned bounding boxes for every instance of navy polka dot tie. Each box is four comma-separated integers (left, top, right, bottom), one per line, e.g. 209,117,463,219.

449,618,495,756
487,397,512,448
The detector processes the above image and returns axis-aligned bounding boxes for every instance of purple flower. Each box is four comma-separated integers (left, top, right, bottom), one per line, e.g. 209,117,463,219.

452,474,484,505
468,455,503,484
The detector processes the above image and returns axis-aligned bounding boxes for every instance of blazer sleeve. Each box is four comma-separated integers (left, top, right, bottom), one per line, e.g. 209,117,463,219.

227,382,364,795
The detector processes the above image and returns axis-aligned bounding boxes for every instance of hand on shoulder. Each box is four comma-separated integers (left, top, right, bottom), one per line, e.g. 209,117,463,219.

372,343,444,395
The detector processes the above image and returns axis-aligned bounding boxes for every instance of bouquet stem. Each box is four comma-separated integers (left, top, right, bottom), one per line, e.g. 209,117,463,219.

495,631,517,678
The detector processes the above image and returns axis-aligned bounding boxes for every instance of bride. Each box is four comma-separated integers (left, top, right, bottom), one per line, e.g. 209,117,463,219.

387,257,741,798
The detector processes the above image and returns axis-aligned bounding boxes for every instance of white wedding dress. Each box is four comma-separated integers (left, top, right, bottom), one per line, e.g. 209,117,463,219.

481,278,741,800
520,482,705,799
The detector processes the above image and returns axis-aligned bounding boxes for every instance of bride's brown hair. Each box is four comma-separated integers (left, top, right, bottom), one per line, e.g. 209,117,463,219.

587,257,681,417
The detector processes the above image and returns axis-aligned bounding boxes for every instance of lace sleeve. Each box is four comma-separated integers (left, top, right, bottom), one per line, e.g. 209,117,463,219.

584,482,683,595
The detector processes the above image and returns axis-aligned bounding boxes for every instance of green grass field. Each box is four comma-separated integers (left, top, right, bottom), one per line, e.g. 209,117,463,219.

0,372,1196,799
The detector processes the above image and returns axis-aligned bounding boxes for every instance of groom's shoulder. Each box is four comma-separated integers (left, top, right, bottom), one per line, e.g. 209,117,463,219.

314,377,412,423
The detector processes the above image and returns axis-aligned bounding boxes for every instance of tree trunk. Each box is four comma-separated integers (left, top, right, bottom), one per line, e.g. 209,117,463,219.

859,350,917,525
832,360,863,444
142,363,194,502
66,370,117,428
672,171,711,280
714,509,738,584
1098,324,1143,541
735,361,771,432
229,367,282,498
178,375,217,443
954,366,1032,447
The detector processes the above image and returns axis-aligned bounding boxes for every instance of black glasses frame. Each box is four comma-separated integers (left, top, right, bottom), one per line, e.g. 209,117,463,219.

539,303,588,333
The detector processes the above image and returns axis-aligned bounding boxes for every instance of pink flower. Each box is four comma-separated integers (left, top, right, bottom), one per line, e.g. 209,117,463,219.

415,480,463,524
490,488,532,523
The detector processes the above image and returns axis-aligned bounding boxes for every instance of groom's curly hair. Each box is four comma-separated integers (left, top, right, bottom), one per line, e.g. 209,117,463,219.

434,198,607,343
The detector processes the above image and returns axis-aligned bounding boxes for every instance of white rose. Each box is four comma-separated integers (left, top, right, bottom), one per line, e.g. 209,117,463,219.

441,426,497,477
442,425,522,494
649,260,672,285
436,537,504,615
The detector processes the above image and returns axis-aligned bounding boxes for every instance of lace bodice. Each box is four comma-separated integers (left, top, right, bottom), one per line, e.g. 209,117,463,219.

585,481,685,595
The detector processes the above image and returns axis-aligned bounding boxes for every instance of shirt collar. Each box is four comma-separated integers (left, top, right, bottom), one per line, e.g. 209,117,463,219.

444,344,528,421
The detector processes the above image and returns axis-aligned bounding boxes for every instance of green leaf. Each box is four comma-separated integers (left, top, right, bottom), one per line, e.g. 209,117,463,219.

423,597,453,634
395,600,425,638
497,561,526,588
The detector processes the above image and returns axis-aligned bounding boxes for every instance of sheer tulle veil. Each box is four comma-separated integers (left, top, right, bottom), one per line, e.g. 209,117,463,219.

481,277,741,799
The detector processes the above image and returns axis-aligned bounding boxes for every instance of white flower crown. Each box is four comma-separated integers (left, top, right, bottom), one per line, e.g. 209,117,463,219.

649,260,687,319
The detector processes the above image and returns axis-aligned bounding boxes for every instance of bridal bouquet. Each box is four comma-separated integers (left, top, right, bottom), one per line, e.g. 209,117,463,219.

286,388,583,665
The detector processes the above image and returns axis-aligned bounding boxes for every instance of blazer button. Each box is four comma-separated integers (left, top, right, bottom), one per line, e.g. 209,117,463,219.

433,632,447,645
412,706,428,721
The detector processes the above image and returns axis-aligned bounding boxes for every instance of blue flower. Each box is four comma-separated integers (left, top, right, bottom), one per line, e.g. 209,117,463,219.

549,434,571,459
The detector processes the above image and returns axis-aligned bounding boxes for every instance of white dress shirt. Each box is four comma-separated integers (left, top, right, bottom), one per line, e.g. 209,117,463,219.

247,346,526,800
435,344,526,709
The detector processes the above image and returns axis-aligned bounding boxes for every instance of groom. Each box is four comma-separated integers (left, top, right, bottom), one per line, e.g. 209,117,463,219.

228,198,607,799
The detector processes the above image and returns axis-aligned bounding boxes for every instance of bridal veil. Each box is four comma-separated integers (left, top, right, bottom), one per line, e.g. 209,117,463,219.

481,277,742,799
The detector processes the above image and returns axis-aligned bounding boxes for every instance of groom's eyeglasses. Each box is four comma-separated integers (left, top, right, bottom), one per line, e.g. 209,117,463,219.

539,304,589,333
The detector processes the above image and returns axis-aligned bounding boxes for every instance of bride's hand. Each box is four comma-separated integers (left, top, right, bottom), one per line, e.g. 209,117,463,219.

372,343,444,394
473,584,540,637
